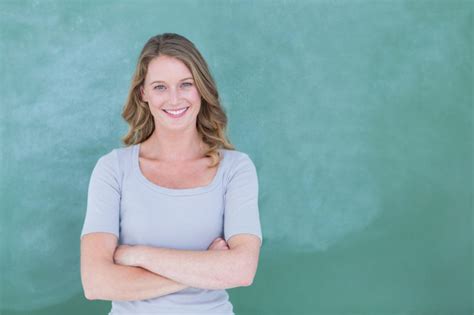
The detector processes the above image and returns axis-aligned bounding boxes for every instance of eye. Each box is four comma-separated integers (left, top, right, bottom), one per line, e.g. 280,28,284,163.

182,82,193,87
154,85,165,90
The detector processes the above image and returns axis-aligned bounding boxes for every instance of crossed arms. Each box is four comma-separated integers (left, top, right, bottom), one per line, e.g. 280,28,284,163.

80,232,261,301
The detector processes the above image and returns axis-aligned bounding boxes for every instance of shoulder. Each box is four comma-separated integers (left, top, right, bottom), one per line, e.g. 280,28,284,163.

113,144,134,157
220,148,255,166
220,149,258,180
93,145,133,173
101,144,135,164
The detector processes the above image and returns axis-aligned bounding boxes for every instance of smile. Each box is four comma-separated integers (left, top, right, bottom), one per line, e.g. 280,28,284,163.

162,107,189,118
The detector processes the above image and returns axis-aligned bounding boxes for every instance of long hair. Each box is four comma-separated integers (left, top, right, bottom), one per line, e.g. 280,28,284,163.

121,33,235,168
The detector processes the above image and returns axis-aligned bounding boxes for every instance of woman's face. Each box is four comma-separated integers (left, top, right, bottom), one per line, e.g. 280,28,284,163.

141,55,201,131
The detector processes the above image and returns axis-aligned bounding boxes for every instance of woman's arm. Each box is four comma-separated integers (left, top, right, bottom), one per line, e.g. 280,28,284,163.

81,233,188,301
86,263,189,301
114,236,258,290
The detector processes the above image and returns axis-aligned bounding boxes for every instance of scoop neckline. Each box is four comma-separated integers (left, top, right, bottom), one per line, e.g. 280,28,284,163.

132,143,224,196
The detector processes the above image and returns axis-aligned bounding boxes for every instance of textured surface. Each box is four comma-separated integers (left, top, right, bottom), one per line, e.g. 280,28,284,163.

0,0,472,314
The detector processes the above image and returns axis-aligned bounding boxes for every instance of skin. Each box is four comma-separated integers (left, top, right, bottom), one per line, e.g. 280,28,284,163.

82,56,260,301
139,54,207,162
113,54,249,287
114,238,230,267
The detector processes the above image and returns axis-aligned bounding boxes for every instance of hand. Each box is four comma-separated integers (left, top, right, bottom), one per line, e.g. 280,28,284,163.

207,237,230,251
114,244,139,266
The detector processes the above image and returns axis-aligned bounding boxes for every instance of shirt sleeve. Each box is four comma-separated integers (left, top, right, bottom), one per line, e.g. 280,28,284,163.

80,149,121,239
223,153,263,245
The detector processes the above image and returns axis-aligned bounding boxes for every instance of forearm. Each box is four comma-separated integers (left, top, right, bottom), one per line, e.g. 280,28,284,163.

89,261,189,301
134,246,248,290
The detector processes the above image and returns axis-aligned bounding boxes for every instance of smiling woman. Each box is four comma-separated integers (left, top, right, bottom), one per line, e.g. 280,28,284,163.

140,55,202,130
79,32,263,315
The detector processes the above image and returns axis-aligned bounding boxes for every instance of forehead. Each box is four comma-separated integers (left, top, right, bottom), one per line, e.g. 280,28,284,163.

146,55,192,82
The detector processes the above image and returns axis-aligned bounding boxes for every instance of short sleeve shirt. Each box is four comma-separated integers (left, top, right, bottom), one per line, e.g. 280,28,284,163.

80,143,263,314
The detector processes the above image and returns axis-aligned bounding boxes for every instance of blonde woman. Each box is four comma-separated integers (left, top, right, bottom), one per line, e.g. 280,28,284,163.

80,33,263,314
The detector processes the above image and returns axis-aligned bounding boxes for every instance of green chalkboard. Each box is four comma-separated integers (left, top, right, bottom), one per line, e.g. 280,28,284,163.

1,0,472,314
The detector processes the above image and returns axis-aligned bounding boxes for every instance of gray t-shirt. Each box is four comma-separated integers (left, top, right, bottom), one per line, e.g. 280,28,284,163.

80,143,263,314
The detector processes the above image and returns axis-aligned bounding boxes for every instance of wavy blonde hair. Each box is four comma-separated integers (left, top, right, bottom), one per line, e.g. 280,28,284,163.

121,33,235,168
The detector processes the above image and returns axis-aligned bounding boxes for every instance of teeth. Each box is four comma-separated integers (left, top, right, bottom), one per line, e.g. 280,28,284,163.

165,107,187,115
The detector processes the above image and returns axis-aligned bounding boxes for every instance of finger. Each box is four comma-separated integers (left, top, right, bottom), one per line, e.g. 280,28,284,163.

212,239,223,245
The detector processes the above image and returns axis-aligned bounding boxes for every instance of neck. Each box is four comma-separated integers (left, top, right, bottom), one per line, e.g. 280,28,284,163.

141,127,206,162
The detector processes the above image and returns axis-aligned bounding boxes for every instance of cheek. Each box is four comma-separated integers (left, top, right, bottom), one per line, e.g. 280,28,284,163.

148,94,166,105
188,88,202,103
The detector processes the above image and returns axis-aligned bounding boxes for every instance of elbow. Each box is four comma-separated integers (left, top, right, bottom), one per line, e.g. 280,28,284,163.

83,282,109,301
229,258,259,287
81,275,95,300
239,259,259,287
221,271,251,289
84,288,97,301
233,274,253,288
82,279,101,300
81,277,97,300
81,261,115,301
241,272,255,287
82,277,111,301
230,269,256,288
81,270,105,300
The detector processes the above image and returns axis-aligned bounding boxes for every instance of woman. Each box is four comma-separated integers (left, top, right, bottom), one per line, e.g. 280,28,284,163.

80,33,263,314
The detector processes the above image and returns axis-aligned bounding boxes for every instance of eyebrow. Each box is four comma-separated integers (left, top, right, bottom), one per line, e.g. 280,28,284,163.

150,77,194,85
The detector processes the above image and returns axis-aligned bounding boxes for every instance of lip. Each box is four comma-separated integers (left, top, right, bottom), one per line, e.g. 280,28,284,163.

162,106,189,119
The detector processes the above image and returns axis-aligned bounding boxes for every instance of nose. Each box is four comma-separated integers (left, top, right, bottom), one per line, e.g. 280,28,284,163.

169,87,180,105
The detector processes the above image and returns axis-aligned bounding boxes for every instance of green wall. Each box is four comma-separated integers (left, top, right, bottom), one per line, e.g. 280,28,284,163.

1,0,472,314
